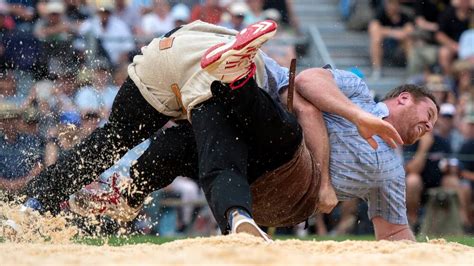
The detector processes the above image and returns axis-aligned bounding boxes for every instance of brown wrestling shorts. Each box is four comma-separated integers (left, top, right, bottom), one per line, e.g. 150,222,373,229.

251,141,320,227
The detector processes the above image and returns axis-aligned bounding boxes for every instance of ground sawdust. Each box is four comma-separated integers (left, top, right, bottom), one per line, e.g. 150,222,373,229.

1,234,473,265
0,202,78,244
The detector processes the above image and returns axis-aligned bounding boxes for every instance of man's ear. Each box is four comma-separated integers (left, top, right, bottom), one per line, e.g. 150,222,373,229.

397,92,411,106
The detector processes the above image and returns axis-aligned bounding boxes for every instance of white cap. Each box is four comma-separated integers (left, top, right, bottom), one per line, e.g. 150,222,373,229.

229,2,249,16
171,3,190,21
263,8,281,22
439,103,456,117
45,1,65,14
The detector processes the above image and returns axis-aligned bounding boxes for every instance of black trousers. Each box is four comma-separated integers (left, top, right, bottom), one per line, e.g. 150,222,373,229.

24,78,172,214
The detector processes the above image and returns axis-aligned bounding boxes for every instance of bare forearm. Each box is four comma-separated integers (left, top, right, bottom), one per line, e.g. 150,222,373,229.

415,17,438,32
295,68,366,125
461,170,474,181
436,32,458,50
288,90,330,185
405,151,427,174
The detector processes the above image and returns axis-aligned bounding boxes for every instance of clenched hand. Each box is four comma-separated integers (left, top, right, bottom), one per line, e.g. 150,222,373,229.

317,183,338,214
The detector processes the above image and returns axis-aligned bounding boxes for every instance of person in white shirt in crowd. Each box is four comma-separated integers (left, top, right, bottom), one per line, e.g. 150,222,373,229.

79,3,134,66
219,1,248,31
75,60,118,126
113,0,142,35
140,0,174,39
458,29,474,61
131,0,153,15
53,71,79,114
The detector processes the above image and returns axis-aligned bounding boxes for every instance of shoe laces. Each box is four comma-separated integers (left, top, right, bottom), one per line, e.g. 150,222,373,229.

218,46,259,90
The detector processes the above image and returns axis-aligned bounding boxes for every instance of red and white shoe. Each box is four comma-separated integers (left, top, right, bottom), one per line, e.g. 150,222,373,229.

201,20,277,90
66,173,141,222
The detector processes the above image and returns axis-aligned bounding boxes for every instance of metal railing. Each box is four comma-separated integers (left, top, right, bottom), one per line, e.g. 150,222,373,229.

307,25,335,68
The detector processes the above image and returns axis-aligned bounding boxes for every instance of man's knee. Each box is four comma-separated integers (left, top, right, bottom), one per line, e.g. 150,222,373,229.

406,173,423,196
441,176,460,189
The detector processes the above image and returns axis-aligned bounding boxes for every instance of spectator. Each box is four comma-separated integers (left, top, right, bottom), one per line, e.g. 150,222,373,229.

453,60,474,98
244,0,266,25
414,0,450,36
53,71,79,113
64,0,91,23
79,110,101,138
111,63,128,88
425,73,456,105
43,110,82,166
437,103,464,152
0,69,23,105
328,199,359,236
436,0,471,75
458,113,474,228
0,103,44,192
56,111,81,149
22,79,57,140
219,2,248,31
0,3,14,70
438,157,472,229
169,176,201,233
79,3,135,66
368,0,414,80
407,0,450,76
170,3,190,27
34,2,73,44
34,1,79,78
4,20,42,77
131,0,153,15
75,61,118,124
459,111,474,183
190,0,223,25
114,0,142,34
140,0,174,38
458,28,474,61
6,0,35,31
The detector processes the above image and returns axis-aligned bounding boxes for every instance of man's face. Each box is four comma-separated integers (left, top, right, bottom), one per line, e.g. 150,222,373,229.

385,1,400,16
231,14,245,25
396,95,438,144
98,10,111,24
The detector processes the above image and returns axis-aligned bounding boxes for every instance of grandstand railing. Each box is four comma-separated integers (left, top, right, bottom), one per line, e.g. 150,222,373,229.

307,25,335,68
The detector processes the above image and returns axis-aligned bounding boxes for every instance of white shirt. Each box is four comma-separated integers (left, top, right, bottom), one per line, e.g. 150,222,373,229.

141,13,175,37
79,15,135,64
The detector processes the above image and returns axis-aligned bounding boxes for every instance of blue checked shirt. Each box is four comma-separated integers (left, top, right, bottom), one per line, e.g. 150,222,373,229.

324,69,408,225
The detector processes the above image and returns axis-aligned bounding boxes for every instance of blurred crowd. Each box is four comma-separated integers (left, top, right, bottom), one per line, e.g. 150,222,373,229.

1,0,473,238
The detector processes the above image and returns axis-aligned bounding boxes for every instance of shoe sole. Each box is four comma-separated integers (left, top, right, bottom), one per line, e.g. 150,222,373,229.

201,20,277,70
234,220,273,242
